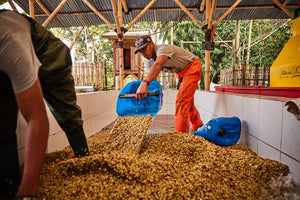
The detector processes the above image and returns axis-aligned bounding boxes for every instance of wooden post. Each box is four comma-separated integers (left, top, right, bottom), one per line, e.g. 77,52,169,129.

241,63,246,86
95,62,99,90
100,62,104,90
246,20,253,68
91,62,94,87
262,65,267,85
204,0,211,91
74,62,78,86
235,20,240,66
255,64,259,85
104,61,108,89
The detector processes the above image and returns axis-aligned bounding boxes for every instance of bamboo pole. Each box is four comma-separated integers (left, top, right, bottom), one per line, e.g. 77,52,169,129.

29,0,35,19
111,0,121,32
118,0,124,89
272,0,292,18
204,0,211,91
42,0,68,27
33,5,298,17
121,0,129,14
69,26,84,51
81,0,115,30
7,0,18,12
214,0,242,26
235,20,240,66
246,19,253,68
208,0,217,29
199,0,205,12
173,0,203,29
35,0,51,16
125,0,157,31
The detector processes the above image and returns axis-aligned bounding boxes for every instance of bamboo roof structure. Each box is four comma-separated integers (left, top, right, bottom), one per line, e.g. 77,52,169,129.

7,0,299,89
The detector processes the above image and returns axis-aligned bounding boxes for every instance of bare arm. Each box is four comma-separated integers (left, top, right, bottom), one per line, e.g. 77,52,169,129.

15,79,49,197
136,55,168,99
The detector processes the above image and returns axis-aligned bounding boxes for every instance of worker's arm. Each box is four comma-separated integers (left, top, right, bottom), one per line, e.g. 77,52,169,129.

15,79,49,197
136,55,168,99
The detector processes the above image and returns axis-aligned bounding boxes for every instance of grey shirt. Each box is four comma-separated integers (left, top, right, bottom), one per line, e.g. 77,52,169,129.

0,11,41,93
145,44,198,73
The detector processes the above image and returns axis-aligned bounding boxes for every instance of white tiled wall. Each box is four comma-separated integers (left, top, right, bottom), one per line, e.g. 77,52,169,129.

16,89,300,187
193,90,300,187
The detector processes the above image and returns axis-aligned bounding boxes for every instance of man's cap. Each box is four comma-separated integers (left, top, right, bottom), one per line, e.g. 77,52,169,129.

135,35,152,54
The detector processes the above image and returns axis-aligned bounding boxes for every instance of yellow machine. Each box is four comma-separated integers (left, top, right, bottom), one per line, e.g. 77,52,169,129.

270,11,300,87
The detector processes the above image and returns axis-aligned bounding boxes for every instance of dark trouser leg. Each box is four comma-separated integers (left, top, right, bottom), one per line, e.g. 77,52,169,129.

0,72,21,199
39,63,89,157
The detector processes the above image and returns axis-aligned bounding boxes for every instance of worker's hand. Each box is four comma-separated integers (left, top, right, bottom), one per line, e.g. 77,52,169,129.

136,81,148,99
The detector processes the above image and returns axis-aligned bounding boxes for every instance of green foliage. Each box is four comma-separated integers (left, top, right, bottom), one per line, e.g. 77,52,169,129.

50,18,290,88
156,19,290,87
0,0,7,6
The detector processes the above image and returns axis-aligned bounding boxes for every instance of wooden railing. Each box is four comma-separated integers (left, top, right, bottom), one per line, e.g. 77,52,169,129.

220,64,270,86
72,61,113,90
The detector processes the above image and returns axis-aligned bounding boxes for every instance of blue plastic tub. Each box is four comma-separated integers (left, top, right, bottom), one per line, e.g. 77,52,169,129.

193,117,241,146
116,80,163,116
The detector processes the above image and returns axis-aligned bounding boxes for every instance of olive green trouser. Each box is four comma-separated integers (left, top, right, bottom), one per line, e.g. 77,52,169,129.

0,23,89,199
28,15,89,158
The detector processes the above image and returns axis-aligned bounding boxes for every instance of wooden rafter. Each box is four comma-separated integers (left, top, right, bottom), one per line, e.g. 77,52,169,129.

199,0,205,12
173,0,203,29
111,0,121,32
125,0,157,31
118,0,124,89
33,5,298,17
42,0,68,27
82,0,115,30
35,0,51,16
69,26,84,51
208,0,217,29
214,0,242,26
29,0,35,18
7,0,18,12
272,0,292,18
121,0,129,14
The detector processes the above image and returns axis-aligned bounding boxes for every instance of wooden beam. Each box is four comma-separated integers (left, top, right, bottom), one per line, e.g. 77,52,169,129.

121,0,129,14
7,0,18,12
82,0,115,30
69,26,84,51
111,0,121,32
118,0,123,32
33,5,298,17
208,0,217,29
205,0,211,91
42,0,68,27
29,0,35,19
35,0,51,16
173,0,203,29
282,0,290,6
214,0,242,26
118,0,124,89
125,0,157,31
272,0,292,18
199,0,205,12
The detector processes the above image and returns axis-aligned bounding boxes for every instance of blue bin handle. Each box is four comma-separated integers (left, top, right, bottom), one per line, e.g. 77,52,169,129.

119,92,160,98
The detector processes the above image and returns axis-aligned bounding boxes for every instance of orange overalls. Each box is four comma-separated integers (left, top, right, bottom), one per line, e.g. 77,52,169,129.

175,59,203,132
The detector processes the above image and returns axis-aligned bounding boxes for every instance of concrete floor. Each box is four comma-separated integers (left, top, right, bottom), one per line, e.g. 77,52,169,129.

147,114,175,134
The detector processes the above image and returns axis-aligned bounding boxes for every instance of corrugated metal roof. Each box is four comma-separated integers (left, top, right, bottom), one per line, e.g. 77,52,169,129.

13,0,299,28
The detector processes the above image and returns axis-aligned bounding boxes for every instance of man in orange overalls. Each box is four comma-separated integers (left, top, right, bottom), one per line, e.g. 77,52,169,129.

135,35,203,133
